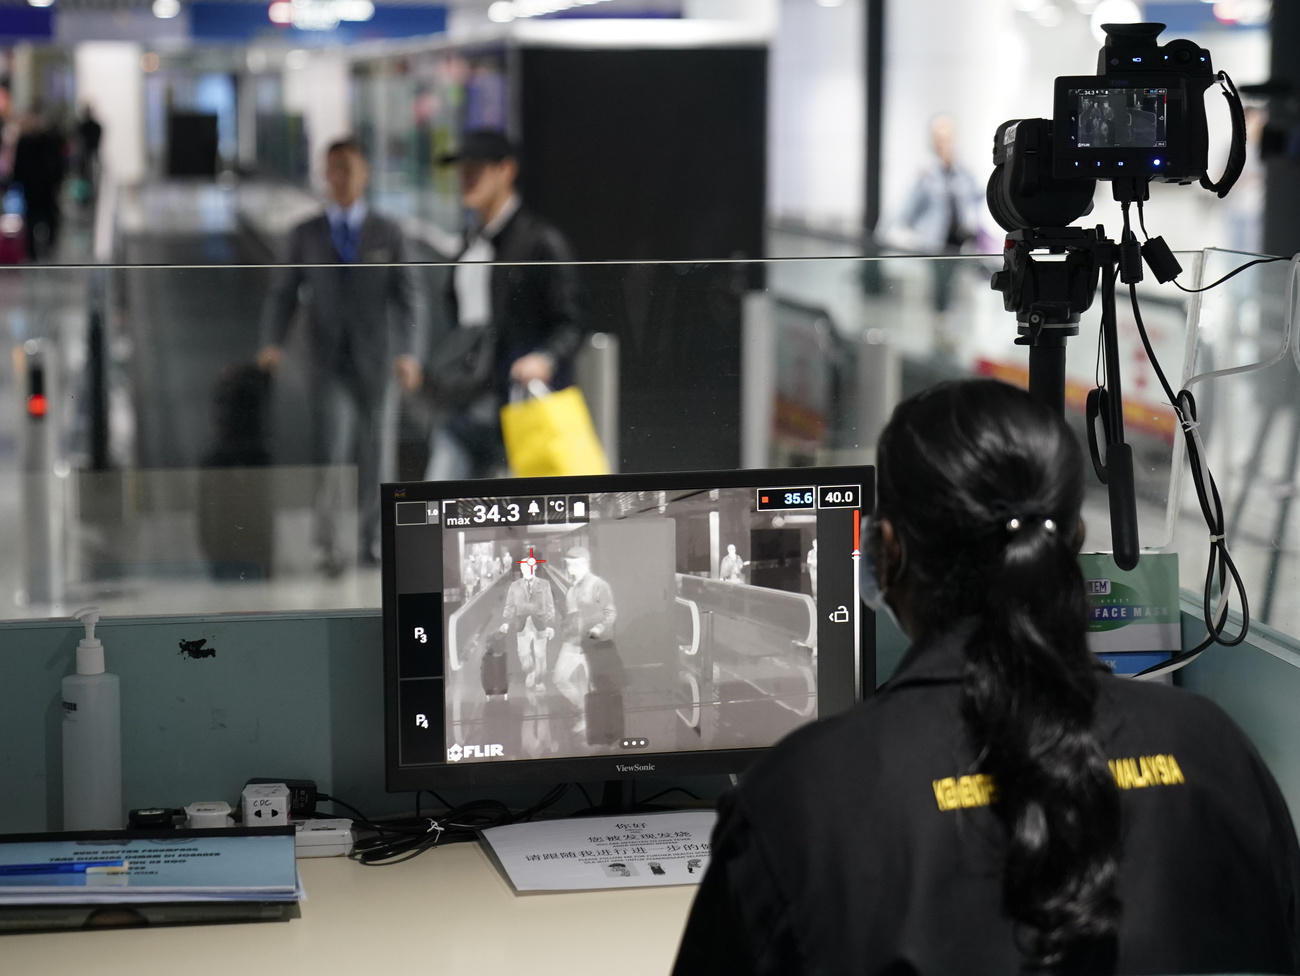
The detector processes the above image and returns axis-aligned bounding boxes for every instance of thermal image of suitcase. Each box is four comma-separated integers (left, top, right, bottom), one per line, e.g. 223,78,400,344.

480,638,509,697
585,687,624,746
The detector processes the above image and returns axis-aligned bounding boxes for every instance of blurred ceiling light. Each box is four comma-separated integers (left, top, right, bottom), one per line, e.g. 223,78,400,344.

1033,3,1064,26
1090,0,1142,43
1073,0,1099,10
152,0,180,18
335,0,373,21
491,0,614,20
285,48,310,69
1014,0,1045,11
1213,0,1270,24
816,0,846,7
264,0,374,29
26,0,54,8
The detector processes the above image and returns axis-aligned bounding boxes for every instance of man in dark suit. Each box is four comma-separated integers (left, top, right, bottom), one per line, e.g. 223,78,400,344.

426,129,582,479
12,106,67,261
258,137,422,572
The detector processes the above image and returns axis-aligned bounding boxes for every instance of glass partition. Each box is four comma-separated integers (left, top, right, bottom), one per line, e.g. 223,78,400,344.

1178,250,1299,637
0,253,1293,641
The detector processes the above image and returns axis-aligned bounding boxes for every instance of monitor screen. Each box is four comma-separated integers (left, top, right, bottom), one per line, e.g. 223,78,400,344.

382,466,873,791
1068,86,1168,149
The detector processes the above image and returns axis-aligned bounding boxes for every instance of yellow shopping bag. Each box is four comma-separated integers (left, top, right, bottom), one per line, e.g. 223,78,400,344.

499,384,611,477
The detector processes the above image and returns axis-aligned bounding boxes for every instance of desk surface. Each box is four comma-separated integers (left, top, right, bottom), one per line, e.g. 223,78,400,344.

1,841,698,975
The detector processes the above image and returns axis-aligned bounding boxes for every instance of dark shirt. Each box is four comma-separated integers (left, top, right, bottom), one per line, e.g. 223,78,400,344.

674,623,1300,976
12,128,66,204
444,204,583,404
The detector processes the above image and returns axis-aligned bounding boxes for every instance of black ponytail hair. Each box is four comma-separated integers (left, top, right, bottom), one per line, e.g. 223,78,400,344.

876,378,1121,972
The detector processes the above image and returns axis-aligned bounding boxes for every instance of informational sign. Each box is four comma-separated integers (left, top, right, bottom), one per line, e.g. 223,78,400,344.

480,811,717,893
1080,552,1180,674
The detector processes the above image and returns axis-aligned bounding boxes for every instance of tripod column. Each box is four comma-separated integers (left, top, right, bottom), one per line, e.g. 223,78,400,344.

1026,331,1069,416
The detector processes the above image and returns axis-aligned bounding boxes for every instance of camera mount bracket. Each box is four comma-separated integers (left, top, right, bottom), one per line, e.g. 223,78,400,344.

991,225,1140,570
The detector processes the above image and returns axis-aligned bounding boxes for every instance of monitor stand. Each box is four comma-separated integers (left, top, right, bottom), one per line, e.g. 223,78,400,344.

591,779,634,815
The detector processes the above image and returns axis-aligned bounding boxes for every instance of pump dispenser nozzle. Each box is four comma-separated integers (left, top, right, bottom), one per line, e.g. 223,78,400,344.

73,606,104,675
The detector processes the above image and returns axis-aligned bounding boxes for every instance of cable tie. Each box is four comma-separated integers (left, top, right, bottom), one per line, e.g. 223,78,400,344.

1208,533,1224,543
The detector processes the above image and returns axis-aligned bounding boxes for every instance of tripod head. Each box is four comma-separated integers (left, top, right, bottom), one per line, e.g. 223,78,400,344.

991,226,1105,334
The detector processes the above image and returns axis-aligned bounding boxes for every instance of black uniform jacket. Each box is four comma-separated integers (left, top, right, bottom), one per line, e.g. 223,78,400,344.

444,205,583,402
674,623,1300,976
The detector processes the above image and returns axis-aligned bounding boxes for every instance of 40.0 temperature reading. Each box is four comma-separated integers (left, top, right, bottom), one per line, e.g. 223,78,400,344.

817,485,862,509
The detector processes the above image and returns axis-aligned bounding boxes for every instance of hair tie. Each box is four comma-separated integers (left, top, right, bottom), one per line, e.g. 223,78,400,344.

1005,516,1057,534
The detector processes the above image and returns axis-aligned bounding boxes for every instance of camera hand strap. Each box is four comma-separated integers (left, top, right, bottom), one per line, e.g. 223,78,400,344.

1200,71,1247,199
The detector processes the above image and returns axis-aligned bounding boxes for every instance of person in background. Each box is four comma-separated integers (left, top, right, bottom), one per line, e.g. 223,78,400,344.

674,378,1300,975
806,537,818,598
719,544,746,583
258,137,422,574
426,129,582,480
74,105,102,206
500,549,556,691
12,105,66,262
893,114,986,343
552,546,617,738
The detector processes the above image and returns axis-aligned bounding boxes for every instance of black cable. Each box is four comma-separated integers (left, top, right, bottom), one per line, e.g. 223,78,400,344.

1172,256,1286,294
314,792,372,826
1113,206,1251,678
332,785,572,866
636,787,704,807
1136,197,1283,293
420,789,458,813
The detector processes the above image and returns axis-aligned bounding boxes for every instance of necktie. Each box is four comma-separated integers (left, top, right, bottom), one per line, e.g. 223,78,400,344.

333,218,356,263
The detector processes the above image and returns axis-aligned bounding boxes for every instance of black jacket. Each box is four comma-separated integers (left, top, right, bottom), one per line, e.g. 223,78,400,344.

674,624,1300,976
445,205,583,402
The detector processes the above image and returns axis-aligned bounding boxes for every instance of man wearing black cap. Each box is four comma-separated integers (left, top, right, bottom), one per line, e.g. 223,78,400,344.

426,129,583,480
553,545,619,739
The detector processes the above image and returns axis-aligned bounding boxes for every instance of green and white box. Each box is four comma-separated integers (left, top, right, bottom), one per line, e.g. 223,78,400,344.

1080,553,1180,667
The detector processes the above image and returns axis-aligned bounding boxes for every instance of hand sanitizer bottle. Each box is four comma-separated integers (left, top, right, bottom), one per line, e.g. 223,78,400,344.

62,607,122,830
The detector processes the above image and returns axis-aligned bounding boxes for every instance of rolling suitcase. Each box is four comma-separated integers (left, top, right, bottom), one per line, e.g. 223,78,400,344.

197,363,274,580
582,636,625,745
585,686,624,746
480,634,509,697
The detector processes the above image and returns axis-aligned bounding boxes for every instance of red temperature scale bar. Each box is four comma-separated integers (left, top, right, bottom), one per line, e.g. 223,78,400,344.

853,508,861,691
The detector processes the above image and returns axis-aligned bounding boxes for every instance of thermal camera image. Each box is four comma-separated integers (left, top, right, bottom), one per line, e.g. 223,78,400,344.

439,488,821,765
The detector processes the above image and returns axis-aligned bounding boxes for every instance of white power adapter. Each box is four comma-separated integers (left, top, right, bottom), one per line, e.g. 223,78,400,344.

185,800,234,828
241,783,290,827
294,818,354,858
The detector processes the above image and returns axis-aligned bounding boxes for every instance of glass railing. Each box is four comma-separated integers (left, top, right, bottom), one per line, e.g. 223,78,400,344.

0,252,1293,645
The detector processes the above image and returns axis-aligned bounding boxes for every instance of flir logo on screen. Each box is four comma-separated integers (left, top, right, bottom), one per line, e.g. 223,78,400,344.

447,743,505,763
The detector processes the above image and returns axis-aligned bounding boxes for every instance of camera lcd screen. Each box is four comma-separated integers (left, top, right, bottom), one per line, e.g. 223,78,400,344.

1070,87,1168,149
385,468,870,783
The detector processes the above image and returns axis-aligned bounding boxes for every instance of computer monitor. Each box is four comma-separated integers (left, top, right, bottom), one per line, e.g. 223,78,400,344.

382,466,873,793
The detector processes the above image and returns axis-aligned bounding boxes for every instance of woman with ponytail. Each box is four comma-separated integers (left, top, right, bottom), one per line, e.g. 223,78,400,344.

675,378,1300,975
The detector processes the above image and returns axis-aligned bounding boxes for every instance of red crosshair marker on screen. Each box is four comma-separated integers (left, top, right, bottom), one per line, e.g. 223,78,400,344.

519,547,546,570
